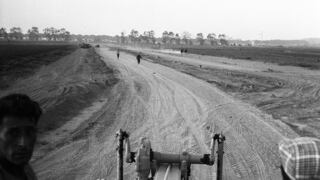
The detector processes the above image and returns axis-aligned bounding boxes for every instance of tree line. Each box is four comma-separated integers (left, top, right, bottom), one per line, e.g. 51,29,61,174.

0,27,71,41
116,29,229,46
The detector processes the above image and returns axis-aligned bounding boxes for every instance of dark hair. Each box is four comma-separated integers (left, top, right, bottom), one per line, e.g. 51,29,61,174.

0,94,42,124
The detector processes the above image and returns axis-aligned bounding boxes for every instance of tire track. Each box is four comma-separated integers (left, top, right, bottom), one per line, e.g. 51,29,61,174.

75,48,299,180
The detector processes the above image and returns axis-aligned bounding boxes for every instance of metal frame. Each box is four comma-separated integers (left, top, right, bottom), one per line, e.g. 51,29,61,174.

116,129,225,180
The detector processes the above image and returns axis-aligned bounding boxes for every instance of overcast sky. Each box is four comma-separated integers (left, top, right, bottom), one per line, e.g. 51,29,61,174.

1,0,319,40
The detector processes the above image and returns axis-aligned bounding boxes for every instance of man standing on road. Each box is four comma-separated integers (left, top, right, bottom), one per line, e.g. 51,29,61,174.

136,53,142,64
117,49,120,59
0,94,42,180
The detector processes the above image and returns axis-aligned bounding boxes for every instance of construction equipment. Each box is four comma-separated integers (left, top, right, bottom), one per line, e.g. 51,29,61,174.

79,42,91,48
116,129,226,180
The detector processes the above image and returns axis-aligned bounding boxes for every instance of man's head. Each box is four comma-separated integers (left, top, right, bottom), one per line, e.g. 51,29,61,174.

0,94,42,165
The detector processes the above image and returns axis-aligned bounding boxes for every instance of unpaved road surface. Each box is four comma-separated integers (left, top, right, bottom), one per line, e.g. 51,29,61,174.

127,48,320,138
31,47,298,180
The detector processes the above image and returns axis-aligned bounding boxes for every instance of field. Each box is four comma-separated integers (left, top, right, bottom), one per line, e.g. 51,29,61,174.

0,41,78,89
182,46,320,69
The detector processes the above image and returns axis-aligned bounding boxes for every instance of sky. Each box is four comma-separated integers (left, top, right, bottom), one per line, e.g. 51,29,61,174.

0,0,320,40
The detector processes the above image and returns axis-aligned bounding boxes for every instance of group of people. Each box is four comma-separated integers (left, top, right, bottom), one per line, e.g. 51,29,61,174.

180,48,188,54
116,49,142,64
0,95,320,179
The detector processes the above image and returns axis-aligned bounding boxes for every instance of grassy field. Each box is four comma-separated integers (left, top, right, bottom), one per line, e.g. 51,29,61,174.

181,46,320,69
0,41,78,89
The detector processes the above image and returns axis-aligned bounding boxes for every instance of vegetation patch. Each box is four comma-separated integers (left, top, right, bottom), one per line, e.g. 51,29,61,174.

0,43,78,89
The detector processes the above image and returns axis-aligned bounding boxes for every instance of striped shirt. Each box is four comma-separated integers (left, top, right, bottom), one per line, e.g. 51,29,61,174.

279,137,320,180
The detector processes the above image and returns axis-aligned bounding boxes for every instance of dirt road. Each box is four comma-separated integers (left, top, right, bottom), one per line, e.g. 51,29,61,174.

126,48,320,138
32,47,298,180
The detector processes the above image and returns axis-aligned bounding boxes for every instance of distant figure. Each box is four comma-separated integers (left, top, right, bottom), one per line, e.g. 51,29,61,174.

184,49,188,53
0,94,42,180
117,49,120,59
180,49,183,55
136,54,142,64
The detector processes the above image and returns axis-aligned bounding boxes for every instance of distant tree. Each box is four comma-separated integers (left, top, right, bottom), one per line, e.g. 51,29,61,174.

136,35,142,43
141,31,150,43
162,31,169,44
207,33,217,46
58,28,71,41
196,33,204,45
138,34,145,43
27,27,40,41
43,28,50,40
57,28,65,41
120,32,126,44
182,31,191,45
0,28,8,40
168,31,175,44
64,31,71,41
129,29,139,43
218,34,226,39
220,39,228,46
53,28,59,41
43,27,55,41
148,30,156,44
140,30,156,44
175,33,180,45
218,34,228,46
9,27,23,40
43,27,69,41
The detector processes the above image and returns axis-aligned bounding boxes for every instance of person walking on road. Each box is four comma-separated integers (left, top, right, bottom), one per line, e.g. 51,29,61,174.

117,49,120,59
136,53,142,64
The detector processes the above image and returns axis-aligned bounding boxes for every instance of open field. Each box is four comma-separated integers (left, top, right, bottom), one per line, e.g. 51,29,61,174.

0,41,78,89
181,46,320,69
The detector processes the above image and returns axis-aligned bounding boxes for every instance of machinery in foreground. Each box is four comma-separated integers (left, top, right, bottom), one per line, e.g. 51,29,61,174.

116,129,225,180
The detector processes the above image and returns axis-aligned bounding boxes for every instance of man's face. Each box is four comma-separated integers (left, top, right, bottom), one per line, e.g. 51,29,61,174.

0,116,37,165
